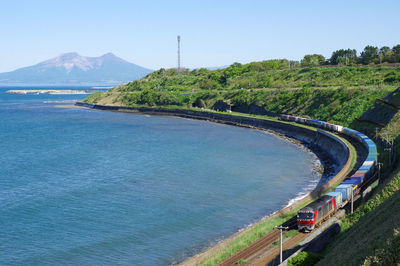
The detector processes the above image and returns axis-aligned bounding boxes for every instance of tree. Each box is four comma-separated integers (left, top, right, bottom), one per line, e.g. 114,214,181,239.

329,49,357,65
360,45,378,64
392,44,400,63
379,46,391,63
301,54,325,67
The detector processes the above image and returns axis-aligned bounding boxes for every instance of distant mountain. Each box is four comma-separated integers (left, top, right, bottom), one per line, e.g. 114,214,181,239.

205,65,229,70
0,52,153,85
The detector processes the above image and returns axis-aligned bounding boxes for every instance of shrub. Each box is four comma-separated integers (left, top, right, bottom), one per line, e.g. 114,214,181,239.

288,252,323,266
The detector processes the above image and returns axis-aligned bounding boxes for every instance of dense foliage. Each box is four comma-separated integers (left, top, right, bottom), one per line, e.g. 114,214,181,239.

109,64,400,94
84,62,397,127
287,252,322,266
304,44,400,66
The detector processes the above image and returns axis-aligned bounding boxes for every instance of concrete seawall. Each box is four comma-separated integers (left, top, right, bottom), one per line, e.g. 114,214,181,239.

76,102,353,264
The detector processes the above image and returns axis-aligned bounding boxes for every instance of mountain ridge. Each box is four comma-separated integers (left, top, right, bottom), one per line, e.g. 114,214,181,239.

0,52,153,85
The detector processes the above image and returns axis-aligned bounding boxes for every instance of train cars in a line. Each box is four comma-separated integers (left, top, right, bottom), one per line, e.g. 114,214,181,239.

279,115,378,232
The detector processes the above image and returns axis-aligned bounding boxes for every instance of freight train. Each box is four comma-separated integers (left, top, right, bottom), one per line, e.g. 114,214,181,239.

279,115,378,232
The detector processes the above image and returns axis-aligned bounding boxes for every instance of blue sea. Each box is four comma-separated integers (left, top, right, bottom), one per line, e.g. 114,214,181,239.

0,86,321,265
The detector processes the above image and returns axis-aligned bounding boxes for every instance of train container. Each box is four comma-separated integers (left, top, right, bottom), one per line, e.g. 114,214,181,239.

365,157,377,163
325,123,337,131
351,173,365,182
347,176,363,184
369,149,378,156
298,117,307,124
306,119,323,127
326,192,342,208
369,153,378,159
335,184,353,201
341,179,361,194
359,165,372,171
362,161,375,167
368,152,378,158
280,115,289,120
322,122,333,131
355,169,368,175
297,195,336,232
343,177,362,186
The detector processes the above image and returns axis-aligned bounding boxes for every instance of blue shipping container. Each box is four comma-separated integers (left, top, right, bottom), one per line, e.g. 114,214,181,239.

335,184,353,201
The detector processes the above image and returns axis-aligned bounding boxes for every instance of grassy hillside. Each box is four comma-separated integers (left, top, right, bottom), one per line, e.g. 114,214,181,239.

83,62,399,127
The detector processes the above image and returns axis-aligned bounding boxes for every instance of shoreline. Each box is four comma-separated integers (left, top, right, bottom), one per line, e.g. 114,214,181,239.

6,89,97,95
75,102,354,265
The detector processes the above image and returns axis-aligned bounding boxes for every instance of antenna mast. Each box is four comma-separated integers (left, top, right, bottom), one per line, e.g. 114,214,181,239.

177,35,181,75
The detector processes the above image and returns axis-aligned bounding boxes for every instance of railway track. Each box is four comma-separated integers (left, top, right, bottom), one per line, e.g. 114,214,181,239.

218,229,280,266
218,216,299,266
253,232,306,266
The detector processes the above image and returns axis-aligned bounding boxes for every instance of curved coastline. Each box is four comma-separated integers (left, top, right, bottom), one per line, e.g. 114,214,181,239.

75,102,354,264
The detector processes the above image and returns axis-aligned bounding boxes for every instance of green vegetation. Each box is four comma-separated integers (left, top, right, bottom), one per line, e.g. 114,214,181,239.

84,61,398,128
200,206,305,266
363,229,400,265
288,252,323,266
84,44,400,118
305,44,400,66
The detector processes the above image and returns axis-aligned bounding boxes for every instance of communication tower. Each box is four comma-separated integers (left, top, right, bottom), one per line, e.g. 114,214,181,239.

177,35,181,75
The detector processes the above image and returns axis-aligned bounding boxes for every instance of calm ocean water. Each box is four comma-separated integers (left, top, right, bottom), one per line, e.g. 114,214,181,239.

0,86,321,265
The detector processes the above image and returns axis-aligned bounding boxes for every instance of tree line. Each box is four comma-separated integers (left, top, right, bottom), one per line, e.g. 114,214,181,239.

301,44,400,67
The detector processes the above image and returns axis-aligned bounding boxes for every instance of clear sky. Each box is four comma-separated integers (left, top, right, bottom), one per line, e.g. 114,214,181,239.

1,0,399,72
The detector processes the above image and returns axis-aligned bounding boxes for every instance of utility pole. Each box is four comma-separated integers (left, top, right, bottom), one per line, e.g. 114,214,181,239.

276,226,289,264
351,187,354,214
378,162,383,179
177,35,181,76
384,140,394,167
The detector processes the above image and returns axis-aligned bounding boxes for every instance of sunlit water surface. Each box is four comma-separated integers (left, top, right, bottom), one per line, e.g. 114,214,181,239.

0,87,321,265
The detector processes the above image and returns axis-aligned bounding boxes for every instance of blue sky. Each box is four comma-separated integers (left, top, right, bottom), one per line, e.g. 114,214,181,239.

0,0,399,72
